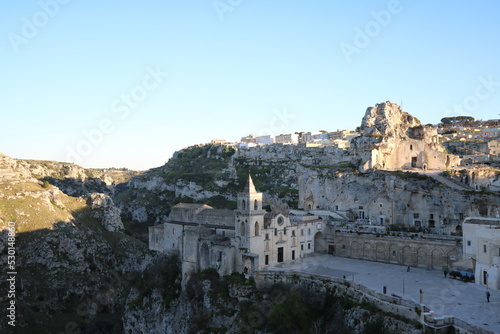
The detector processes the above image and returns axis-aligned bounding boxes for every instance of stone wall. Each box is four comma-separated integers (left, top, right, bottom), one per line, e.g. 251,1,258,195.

445,168,500,192
235,143,352,166
254,271,493,334
254,270,424,323
329,232,461,270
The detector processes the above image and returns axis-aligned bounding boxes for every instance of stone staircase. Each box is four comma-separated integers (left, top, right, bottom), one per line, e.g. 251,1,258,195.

424,172,473,191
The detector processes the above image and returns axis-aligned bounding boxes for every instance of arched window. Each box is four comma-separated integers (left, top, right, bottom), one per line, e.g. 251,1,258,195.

410,145,413,150
254,222,259,236
241,221,245,236
254,199,258,210
241,200,246,210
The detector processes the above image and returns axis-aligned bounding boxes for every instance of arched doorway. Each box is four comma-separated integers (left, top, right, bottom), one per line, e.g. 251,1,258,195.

376,243,387,261
431,248,445,269
402,246,412,265
417,247,427,268
363,243,373,260
389,244,400,264
447,250,458,269
351,241,361,258
200,243,210,270
314,232,326,253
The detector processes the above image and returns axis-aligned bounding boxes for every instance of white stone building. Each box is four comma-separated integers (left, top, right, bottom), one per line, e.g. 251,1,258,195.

149,175,327,279
255,135,275,145
488,139,500,159
238,142,257,149
275,133,299,144
482,128,500,139
462,217,500,290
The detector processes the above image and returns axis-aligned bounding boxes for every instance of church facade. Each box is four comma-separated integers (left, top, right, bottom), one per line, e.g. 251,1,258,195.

149,175,327,279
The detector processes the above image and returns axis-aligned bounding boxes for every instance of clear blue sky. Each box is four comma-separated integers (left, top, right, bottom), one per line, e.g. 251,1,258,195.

1,1,499,170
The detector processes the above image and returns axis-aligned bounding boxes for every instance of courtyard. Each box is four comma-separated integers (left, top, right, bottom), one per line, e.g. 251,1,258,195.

268,254,500,333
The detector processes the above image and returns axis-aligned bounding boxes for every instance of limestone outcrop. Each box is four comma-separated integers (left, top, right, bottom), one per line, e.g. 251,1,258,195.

89,193,124,232
122,272,421,333
360,101,421,138
353,101,460,171
0,154,152,332
444,167,500,192
297,166,500,233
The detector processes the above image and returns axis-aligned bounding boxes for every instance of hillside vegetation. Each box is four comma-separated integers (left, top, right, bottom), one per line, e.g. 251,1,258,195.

115,144,301,236
0,155,152,333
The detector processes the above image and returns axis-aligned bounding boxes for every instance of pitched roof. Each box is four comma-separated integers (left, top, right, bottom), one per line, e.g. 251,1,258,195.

197,209,235,217
172,203,213,210
264,211,281,219
243,173,257,193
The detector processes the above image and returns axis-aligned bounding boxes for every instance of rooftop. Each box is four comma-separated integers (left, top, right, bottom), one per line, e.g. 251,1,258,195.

172,203,213,210
464,217,500,226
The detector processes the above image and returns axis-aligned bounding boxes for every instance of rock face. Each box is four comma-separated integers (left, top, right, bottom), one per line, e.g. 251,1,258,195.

116,144,306,227
361,101,421,138
89,193,124,232
117,101,498,239
444,167,500,192
353,101,460,171
122,272,421,334
297,167,500,233
0,153,149,332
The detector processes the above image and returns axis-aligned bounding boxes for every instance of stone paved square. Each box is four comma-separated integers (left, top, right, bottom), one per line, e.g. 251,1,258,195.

269,254,500,333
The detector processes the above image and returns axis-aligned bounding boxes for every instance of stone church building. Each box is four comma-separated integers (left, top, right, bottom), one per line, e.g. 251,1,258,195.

149,175,327,278
351,101,461,171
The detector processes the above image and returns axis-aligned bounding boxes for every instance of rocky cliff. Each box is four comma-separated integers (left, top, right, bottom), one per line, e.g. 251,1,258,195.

116,141,498,239
0,148,423,333
298,167,500,233
122,268,421,333
359,101,441,149
115,144,309,236
360,101,422,139
0,154,152,333
353,101,457,171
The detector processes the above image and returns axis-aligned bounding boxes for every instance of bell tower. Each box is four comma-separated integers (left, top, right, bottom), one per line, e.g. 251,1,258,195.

236,174,266,249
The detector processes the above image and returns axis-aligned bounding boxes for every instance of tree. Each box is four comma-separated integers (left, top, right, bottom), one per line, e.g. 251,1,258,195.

441,116,475,125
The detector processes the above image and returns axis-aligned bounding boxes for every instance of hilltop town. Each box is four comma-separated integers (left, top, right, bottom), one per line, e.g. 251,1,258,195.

1,101,499,333
212,102,500,168
143,101,500,332
148,102,500,285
